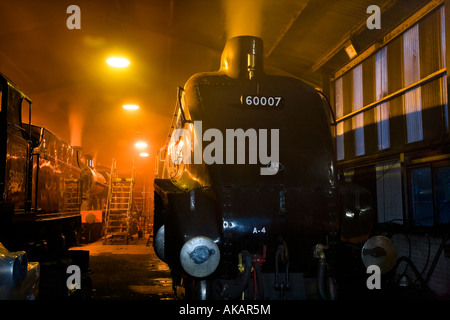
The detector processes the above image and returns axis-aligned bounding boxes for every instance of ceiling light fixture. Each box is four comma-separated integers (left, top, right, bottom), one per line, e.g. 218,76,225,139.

344,40,358,60
123,104,139,110
107,57,130,68
139,152,149,157
135,141,148,149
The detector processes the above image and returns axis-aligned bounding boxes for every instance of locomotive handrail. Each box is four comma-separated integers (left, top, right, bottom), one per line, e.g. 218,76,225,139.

23,97,32,143
177,86,187,123
164,87,191,147
176,86,193,125
7,123,27,132
31,152,39,213
316,90,336,127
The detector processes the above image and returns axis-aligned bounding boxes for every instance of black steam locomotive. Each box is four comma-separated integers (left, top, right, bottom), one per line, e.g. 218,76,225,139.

153,36,374,300
0,73,108,260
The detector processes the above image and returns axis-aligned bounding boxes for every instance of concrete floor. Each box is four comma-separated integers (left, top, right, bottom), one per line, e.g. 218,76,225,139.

72,234,175,300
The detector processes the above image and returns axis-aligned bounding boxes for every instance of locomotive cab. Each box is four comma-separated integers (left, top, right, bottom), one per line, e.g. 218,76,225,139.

0,73,32,215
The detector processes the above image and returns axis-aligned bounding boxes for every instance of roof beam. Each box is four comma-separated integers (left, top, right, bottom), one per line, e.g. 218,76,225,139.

265,0,310,58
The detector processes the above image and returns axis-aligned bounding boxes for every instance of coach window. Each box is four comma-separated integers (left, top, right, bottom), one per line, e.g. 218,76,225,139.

352,64,364,156
375,47,390,150
333,6,447,162
410,166,433,226
335,77,344,161
376,160,403,224
403,24,423,143
409,164,450,227
434,165,450,224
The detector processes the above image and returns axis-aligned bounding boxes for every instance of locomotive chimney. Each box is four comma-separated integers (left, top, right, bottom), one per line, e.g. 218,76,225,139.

220,36,264,80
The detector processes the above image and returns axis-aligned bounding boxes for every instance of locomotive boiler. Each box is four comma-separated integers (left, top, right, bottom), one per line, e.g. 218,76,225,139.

80,154,109,242
153,36,374,300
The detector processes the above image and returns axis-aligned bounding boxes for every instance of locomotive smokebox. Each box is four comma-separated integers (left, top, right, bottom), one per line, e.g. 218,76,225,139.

220,36,264,80
154,33,339,299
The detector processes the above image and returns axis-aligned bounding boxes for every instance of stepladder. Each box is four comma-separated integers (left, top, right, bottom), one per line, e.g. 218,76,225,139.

103,159,135,244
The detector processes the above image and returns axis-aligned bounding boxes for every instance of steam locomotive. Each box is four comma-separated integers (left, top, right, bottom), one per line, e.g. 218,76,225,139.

0,72,108,260
153,36,374,300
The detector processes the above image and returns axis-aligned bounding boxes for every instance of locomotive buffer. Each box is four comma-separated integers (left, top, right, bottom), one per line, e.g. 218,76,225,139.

103,159,135,244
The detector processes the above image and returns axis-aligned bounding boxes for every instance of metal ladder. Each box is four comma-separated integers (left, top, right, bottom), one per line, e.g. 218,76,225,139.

103,159,135,244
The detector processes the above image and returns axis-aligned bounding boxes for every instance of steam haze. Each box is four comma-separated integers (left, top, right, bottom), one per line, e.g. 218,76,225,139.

222,0,266,38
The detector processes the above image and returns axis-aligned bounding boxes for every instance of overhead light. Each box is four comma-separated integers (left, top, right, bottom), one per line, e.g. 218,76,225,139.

139,152,149,157
135,141,148,149
123,104,139,110
107,57,130,68
344,40,358,59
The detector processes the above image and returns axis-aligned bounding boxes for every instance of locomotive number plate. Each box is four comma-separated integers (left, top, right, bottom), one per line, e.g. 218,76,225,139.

241,95,284,107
